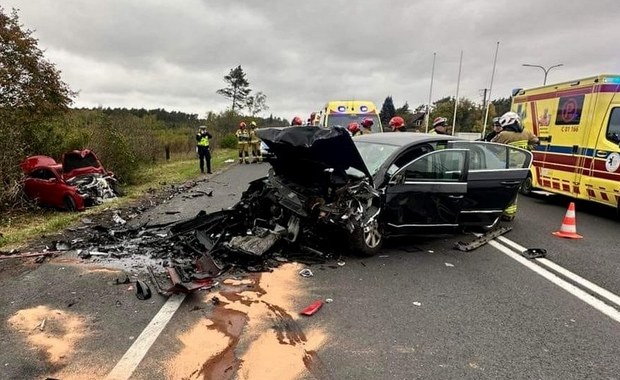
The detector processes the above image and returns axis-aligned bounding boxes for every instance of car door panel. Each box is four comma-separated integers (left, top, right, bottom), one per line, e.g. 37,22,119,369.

384,149,469,235
448,141,532,226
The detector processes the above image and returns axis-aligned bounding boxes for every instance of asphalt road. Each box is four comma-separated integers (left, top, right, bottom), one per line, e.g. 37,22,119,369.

1,162,620,380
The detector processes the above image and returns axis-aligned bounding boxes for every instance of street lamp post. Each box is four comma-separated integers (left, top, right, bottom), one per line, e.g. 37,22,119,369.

522,63,564,85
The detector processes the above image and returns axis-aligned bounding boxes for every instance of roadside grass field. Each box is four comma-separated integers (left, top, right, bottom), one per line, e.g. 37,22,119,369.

0,149,236,249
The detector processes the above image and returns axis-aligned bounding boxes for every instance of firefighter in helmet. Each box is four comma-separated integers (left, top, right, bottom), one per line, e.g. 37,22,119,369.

347,122,361,136
429,116,449,134
291,116,303,126
389,116,406,132
235,121,251,164
248,121,261,163
484,117,503,141
360,117,374,134
491,111,540,221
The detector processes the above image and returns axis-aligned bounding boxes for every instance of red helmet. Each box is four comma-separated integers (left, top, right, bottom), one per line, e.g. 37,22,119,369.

347,122,360,134
389,116,405,130
432,116,448,128
239,121,246,129
361,118,374,128
292,116,303,126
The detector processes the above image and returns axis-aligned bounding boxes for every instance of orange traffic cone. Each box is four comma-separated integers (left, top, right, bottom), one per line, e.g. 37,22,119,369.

552,202,583,239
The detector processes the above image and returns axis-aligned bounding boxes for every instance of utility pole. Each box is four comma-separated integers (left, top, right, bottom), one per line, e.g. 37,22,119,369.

480,88,488,126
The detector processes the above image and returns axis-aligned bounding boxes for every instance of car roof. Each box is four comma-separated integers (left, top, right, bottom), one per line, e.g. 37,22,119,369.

353,132,465,147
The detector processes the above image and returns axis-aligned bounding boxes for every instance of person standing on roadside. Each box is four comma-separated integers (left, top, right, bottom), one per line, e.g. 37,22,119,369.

429,117,449,135
249,121,261,163
492,111,539,221
236,121,251,164
389,116,406,132
484,117,503,141
196,125,213,174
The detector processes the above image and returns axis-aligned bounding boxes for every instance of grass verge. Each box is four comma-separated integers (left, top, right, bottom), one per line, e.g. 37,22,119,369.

0,149,237,249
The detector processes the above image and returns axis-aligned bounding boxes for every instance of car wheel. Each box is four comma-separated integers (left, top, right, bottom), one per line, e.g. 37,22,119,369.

519,174,533,195
349,219,383,257
64,195,77,211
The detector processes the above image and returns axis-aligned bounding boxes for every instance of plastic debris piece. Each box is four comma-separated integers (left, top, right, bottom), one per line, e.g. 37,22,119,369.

521,248,547,259
112,212,127,225
54,240,71,251
300,300,324,316
412,301,422,306
325,298,334,303
37,318,46,332
299,268,314,277
428,250,434,254
135,280,152,300
224,159,235,163
337,261,346,267
445,262,454,267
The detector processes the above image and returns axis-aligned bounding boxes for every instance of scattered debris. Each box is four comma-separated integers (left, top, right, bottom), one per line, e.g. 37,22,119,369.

454,226,512,252
445,262,455,267
135,280,152,300
211,296,221,306
412,301,422,306
300,300,324,316
0,251,55,260
428,250,434,254
37,318,46,332
521,248,547,259
53,241,72,251
379,255,389,258
337,261,346,267
299,269,314,278
112,212,126,225
224,159,235,163
325,298,333,303
112,274,130,285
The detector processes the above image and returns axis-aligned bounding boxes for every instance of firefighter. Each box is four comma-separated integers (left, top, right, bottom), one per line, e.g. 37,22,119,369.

347,122,361,136
291,116,303,126
196,126,213,174
249,121,261,163
492,111,540,221
235,121,250,164
484,117,503,141
360,117,374,134
429,116,449,134
389,116,406,132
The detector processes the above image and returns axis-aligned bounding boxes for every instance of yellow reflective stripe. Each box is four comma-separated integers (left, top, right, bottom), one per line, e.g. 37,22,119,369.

508,140,528,149
197,136,209,146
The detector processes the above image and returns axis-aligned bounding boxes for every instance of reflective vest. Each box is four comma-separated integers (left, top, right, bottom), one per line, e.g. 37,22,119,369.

197,133,210,147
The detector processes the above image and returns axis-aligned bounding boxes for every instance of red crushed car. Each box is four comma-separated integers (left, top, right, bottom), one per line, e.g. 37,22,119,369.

21,150,122,211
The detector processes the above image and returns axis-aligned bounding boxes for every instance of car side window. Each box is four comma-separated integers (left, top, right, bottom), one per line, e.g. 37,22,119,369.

606,107,620,144
449,141,531,170
29,169,56,180
400,150,467,182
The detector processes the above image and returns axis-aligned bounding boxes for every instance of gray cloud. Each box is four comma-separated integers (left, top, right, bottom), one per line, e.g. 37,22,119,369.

5,0,620,119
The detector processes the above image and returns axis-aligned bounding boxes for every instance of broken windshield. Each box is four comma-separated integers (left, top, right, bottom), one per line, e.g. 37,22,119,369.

350,141,399,176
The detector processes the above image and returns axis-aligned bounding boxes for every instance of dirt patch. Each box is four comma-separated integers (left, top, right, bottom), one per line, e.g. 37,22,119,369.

7,305,87,364
166,263,329,379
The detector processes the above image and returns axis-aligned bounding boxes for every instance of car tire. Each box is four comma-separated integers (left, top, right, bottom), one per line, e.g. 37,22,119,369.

519,174,533,195
64,195,77,212
349,219,383,257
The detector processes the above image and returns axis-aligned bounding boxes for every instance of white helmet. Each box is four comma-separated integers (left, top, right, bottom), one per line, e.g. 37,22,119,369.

499,112,521,128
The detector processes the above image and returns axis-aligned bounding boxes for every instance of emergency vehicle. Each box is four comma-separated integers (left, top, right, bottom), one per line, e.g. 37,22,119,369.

318,100,383,133
513,74,620,212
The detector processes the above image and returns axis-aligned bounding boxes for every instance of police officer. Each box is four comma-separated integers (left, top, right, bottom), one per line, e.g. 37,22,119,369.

389,116,406,132
249,121,261,163
484,117,503,141
492,111,540,221
235,122,250,164
196,125,213,174
429,117,449,134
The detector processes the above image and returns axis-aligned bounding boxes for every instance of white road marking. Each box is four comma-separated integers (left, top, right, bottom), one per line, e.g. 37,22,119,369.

105,293,187,380
497,236,620,308
488,240,620,324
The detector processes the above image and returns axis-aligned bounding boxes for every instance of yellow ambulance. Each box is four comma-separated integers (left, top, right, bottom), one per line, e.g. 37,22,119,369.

318,100,383,133
513,74,620,211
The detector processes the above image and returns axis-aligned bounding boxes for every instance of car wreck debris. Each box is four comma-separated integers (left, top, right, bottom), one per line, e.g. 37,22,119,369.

453,226,513,252
521,248,547,259
135,280,152,300
300,300,324,316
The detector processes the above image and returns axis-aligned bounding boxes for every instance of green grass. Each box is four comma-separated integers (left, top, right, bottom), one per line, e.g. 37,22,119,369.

0,149,237,249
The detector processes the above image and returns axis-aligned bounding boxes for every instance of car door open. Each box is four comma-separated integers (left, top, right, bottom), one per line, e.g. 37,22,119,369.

447,141,533,226
383,149,469,234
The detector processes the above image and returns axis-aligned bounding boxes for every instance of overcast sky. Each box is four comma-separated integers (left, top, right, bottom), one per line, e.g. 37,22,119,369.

4,0,620,120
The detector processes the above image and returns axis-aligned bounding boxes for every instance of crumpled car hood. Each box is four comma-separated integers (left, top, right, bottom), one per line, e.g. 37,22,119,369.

21,155,59,174
257,126,372,185
62,150,105,179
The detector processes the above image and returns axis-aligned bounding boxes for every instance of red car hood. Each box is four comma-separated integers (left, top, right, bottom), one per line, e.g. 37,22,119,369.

21,155,59,174
61,150,106,179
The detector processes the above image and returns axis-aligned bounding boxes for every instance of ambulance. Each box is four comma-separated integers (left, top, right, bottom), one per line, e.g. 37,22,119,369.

318,100,383,133
512,74,620,212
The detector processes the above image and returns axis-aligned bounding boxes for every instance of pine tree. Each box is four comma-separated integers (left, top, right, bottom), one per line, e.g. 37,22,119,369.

216,65,251,112
379,96,396,126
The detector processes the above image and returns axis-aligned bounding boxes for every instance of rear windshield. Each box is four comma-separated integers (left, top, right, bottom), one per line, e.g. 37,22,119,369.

327,114,382,133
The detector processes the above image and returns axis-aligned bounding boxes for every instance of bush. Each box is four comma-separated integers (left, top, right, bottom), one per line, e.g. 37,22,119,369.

220,134,238,149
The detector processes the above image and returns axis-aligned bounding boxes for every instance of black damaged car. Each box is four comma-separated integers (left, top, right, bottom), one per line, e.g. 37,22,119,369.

236,126,533,257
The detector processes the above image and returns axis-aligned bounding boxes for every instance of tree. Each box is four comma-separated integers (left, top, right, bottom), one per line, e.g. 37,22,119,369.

379,96,396,126
0,8,74,115
216,65,251,112
245,91,269,116
491,97,512,117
